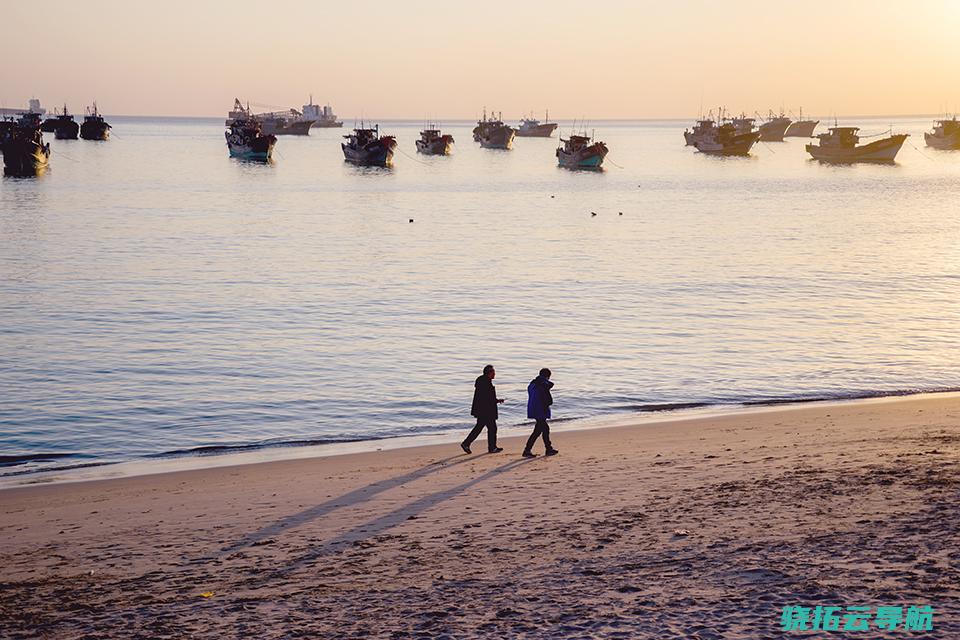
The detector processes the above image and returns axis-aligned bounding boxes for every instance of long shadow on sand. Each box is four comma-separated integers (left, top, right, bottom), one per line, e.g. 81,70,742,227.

217,453,479,557
249,457,534,585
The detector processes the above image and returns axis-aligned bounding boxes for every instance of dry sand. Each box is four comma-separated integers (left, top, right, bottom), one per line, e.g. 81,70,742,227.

1,394,958,639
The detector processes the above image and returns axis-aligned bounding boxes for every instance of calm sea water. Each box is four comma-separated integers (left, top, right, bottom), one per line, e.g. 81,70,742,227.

3,115,960,476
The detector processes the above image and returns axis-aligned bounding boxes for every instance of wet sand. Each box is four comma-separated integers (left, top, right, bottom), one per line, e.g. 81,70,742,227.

1,394,959,638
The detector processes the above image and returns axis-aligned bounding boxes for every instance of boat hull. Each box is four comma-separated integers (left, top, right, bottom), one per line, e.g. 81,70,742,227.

226,131,276,160
805,134,908,163
311,120,344,128
80,122,110,140
557,143,608,170
262,119,313,136
54,121,79,140
758,119,792,142
924,131,960,150
415,136,453,155
342,139,397,166
2,139,50,176
784,120,819,138
695,132,760,156
516,123,558,137
478,126,515,149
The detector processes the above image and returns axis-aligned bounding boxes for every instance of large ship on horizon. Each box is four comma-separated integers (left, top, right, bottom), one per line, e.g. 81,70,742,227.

226,99,313,135
0,98,45,118
302,96,343,128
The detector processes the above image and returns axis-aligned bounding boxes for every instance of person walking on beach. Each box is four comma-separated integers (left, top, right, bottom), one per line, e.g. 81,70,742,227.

461,364,505,454
524,368,558,458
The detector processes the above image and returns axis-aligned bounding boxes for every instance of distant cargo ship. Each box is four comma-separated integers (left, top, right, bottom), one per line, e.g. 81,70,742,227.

302,96,343,128
0,97,46,117
226,99,313,136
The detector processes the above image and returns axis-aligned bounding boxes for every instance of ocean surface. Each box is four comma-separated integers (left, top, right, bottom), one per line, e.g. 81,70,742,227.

3,115,960,477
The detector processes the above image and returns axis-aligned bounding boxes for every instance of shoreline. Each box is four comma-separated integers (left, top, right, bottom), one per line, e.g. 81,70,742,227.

1,390,957,637
5,388,960,490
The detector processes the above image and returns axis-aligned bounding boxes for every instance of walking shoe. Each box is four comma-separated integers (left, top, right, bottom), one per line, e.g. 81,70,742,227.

522,451,537,458
488,447,504,453
461,443,471,454
545,448,559,456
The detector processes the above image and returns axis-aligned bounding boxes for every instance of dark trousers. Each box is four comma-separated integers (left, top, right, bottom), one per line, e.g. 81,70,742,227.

525,418,552,452
464,418,498,451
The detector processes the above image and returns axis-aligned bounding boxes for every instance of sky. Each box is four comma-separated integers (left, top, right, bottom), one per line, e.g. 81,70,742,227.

4,0,960,119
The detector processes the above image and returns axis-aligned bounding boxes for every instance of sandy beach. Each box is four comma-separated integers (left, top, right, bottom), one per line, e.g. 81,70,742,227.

1,394,958,638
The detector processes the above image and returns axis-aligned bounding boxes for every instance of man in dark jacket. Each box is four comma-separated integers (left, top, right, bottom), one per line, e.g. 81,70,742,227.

523,368,558,458
461,364,505,454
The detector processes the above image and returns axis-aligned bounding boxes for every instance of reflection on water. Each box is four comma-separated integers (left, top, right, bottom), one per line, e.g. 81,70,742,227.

2,115,960,474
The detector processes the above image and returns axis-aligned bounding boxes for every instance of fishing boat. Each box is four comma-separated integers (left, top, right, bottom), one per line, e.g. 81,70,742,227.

415,126,454,155
730,115,756,136
226,99,313,136
225,118,277,160
516,110,558,137
758,111,792,141
924,117,960,150
805,127,908,163
41,105,79,140
1,112,50,176
79,103,111,140
473,110,515,149
556,132,608,169
342,125,396,166
694,121,761,156
784,108,819,137
684,118,717,146
302,96,343,128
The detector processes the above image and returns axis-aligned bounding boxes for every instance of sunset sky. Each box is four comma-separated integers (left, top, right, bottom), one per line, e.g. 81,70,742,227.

4,0,960,119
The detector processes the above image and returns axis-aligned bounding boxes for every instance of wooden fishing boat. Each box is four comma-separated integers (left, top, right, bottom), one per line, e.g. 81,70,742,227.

342,125,396,166
1,112,50,176
805,127,908,163
924,117,960,150
556,133,608,169
416,127,454,155
225,118,277,160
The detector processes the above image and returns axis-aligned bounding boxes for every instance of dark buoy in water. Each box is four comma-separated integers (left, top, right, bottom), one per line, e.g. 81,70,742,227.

590,212,597,217
550,195,555,198
619,212,623,216
409,219,414,223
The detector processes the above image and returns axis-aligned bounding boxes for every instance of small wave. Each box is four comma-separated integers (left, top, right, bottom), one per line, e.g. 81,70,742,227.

0,452,78,468
616,401,715,413
148,436,379,459
741,387,960,407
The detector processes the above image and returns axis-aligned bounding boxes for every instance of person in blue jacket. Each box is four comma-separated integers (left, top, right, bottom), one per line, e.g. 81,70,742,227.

524,368,558,458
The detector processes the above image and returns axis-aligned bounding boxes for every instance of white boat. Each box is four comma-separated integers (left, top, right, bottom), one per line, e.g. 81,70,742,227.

516,110,558,137
758,111,792,141
684,118,717,146
805,127,908,163
694,121,761,156
784,108,819,138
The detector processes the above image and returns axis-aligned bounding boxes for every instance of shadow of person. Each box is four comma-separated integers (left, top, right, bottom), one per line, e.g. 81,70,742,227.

247,457,535,586
216,453,475,557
